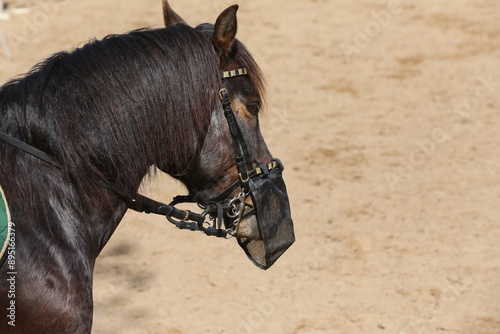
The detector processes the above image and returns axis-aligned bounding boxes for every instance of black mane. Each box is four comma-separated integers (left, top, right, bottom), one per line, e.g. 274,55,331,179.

0,24,222,214
0,22,265,221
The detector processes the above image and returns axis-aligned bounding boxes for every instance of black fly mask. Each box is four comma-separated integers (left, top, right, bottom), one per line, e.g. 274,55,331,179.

161,68,295,269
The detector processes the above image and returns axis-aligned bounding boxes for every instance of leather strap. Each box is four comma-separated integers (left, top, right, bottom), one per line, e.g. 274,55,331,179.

0,131,60,168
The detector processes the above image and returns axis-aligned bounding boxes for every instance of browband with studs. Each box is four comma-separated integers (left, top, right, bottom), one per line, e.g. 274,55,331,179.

221,68,248,79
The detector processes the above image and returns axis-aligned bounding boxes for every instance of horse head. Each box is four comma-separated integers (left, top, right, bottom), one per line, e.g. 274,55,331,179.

161,2,295,269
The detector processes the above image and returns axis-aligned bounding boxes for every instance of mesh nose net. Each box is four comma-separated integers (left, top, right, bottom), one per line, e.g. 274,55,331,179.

237,167,295,269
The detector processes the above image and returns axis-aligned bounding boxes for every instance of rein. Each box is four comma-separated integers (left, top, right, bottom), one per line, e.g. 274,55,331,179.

0,67,282,239
0,131,60,168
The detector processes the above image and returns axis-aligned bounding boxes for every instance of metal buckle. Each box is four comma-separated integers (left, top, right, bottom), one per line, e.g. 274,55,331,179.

226,191,249,237
219,88,229,101
239,172,250,183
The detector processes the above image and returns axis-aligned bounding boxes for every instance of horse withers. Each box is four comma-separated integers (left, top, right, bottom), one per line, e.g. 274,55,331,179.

0,1,294,332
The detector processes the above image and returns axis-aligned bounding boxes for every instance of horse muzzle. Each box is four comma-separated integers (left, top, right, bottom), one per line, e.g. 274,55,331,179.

233,162,295,270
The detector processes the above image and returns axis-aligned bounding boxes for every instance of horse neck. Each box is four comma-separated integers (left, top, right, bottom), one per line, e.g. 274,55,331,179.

0,27,221,256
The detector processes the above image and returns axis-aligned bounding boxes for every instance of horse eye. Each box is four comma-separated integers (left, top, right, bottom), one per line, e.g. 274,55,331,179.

246,102,261,115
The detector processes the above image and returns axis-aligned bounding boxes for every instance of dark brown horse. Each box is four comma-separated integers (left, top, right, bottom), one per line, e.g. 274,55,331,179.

0,1,294,333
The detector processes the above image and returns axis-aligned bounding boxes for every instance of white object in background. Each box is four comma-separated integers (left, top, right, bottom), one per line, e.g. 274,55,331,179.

0,28,11,59
0,0,10,20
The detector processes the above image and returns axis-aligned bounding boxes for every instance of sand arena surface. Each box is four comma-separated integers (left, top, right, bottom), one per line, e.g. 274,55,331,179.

1,0,499,333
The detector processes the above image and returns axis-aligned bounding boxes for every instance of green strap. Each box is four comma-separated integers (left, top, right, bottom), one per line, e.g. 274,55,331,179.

0,186,11,261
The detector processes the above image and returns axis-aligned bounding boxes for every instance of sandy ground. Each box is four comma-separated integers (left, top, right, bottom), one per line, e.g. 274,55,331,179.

1,0,500,333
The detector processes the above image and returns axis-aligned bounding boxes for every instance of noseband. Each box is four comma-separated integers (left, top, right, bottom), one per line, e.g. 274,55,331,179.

0,68,284,239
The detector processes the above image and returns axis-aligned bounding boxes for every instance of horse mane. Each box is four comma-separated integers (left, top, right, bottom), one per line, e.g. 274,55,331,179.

0,21,266,223
0,24,229,216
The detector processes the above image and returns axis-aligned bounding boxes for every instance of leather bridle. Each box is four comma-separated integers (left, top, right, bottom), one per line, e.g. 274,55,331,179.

131,68,284,238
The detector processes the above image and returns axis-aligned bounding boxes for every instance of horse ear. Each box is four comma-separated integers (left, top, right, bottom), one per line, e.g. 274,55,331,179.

163,0,187,27
213,5,239,57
